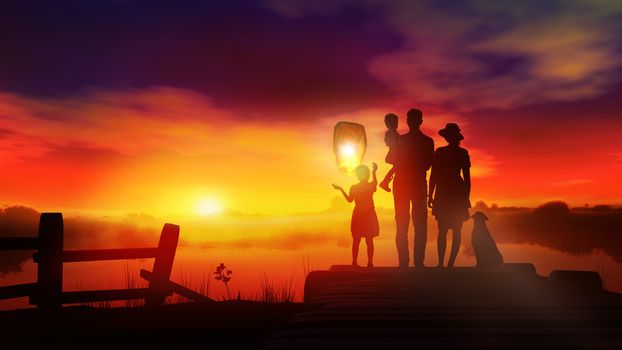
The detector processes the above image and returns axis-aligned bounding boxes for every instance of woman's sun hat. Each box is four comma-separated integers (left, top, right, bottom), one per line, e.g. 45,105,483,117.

438,123,464,141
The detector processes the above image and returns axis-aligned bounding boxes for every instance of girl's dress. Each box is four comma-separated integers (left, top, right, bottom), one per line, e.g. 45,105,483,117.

431,145,471,226
350,182,380,237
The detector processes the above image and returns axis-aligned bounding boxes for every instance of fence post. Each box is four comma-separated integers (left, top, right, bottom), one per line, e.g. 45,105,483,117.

146,223,179,306
35,213,64,310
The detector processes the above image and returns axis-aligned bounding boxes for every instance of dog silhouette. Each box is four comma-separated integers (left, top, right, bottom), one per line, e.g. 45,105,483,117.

471,211,503,268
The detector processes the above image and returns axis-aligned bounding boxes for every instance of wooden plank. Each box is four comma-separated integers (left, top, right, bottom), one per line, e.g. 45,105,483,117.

268,326,622,339
549,270,603,290
0,283,36,300
60,247,158,262
141,269,213,303
0,237,38,250
328,263,536,276
323,299,622,311
33,247,158,262
60,288,155,304
146,223,179,306
35,213,64,310
262,336,621,350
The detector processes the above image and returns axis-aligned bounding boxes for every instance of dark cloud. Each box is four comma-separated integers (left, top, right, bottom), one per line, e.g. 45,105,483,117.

269,0,622,111
3,0,622,118
0,0,400,117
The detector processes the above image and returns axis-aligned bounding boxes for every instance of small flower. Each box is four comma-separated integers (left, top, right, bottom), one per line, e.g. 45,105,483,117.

213,262,234,300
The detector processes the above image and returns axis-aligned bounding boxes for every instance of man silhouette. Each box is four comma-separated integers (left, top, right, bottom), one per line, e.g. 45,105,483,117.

393,108,434,267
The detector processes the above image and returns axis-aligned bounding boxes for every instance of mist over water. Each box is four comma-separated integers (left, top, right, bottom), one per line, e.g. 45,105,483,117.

2,203,622,310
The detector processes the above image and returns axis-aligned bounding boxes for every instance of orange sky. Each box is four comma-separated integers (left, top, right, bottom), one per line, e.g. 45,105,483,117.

2,1,622,217
1,87,621,218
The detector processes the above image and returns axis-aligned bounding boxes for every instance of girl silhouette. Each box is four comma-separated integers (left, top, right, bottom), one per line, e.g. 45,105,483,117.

428,123,471,268
332,162,379,267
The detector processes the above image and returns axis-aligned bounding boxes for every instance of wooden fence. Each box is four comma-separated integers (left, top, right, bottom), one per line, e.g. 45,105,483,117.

0,212,211,309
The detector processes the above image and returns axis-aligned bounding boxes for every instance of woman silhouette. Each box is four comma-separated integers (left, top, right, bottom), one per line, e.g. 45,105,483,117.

428,123,471,268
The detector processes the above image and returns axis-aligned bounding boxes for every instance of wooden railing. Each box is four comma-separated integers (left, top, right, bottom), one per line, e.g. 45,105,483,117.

0,212,211,309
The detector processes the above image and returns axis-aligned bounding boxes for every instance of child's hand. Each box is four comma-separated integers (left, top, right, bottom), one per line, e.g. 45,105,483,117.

332,183,342,190
372,162,378,171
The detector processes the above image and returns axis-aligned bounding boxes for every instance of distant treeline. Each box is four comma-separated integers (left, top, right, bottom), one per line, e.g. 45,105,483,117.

475,201,622,263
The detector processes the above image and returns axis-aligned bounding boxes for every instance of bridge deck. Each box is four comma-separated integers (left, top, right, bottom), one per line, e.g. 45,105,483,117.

263,264,622,349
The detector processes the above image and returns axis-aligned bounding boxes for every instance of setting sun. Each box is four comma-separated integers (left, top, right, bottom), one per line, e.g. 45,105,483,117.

196,198,223,216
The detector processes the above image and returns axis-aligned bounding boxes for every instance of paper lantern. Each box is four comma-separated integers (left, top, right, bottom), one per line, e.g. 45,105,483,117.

333,121,367,174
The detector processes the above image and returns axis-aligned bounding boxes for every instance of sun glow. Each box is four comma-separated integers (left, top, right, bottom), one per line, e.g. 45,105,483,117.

196,198,223,216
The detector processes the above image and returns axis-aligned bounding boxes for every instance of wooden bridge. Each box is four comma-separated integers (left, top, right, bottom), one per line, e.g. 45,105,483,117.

262,264,622,349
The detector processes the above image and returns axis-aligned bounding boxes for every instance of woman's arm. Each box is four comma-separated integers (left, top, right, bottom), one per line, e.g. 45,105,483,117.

428,160,436,208
463,166,471,199
428,173,436,209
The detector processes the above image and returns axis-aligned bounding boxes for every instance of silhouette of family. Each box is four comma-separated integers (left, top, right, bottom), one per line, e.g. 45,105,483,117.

333,108,471,268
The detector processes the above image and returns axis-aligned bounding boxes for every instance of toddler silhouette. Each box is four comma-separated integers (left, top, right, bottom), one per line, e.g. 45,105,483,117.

379,113,399,192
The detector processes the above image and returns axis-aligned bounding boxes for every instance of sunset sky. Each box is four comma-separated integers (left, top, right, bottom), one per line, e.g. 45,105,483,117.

2,0,622,217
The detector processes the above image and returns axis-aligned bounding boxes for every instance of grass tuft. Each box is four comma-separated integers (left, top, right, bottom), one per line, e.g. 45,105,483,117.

257,273,297,303
596,260,609,291
123,260,146,307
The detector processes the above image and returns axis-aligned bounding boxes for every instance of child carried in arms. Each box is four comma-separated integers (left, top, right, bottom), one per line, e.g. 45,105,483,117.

379,113,399,192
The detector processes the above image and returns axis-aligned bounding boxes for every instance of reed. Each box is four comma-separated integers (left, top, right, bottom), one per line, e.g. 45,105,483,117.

257,273,297,303
596,260,609,290
123,260,145,307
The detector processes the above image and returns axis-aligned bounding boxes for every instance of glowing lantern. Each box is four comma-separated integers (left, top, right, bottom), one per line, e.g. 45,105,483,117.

333,121,367,174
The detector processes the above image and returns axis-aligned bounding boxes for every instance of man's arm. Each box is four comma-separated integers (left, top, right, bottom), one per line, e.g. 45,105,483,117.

393,134,404,171
424,137,434,171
